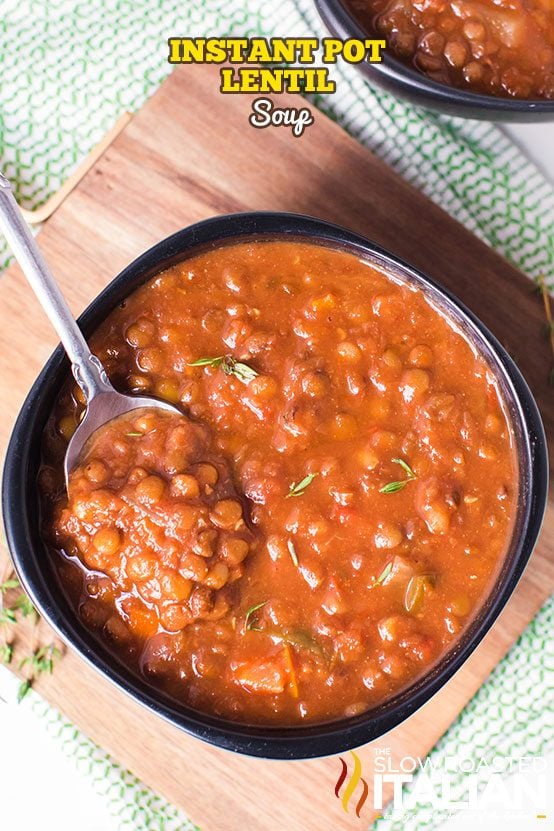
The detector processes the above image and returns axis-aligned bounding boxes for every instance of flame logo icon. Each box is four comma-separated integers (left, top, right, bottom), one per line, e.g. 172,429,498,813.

334,750,369,817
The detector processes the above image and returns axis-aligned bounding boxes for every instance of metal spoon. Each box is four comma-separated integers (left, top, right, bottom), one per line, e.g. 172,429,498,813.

0,171,179,486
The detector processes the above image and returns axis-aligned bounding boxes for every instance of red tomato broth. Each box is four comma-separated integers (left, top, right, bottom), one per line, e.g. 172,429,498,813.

39,241,518,725
345,0,554,99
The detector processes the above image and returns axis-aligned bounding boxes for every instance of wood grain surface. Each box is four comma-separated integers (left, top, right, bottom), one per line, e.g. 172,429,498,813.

0,64,552,830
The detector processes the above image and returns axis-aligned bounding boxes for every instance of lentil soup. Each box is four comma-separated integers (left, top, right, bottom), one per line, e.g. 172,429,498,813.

345,0,554,99
40,240,518,725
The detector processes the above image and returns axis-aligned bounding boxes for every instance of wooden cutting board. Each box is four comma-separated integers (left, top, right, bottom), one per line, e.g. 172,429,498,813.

0,64,552,830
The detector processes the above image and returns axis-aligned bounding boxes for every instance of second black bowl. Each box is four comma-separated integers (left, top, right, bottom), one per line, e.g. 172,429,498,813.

315,0,554,121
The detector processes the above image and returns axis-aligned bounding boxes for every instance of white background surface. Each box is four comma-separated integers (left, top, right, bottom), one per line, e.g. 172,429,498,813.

503,124,554,181
0,663,552,830
0,123,552,831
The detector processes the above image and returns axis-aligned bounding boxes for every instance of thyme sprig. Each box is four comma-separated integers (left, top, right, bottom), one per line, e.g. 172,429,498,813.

379,458,416,494
0,643,13,664
0,607,17,626
20,644,61,677
0,567,62,703
17,680,31,704
17,645,61,703
286,472,318,498
374,561,393,586
188,355,259,385
12,593,38,620
243,601,268,633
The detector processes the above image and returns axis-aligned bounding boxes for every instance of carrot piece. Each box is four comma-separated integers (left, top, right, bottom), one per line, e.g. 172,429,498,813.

234,660,285,694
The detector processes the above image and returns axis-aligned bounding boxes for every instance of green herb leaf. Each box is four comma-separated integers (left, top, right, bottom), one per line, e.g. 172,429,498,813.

379,458,416,494
258,626,328,660
17,679,31,704
243,601,268,632
391,458,415,478
12,593,37,619
287,539,299,567
280,629,327,659
0,643,13,664
0,579,20,593
379,480,409,494
19,644,61,676
374,561,393,586
187,356,225,368
245,622,330,662
220,356,259,384
286,472,318,498
0,608,17,626
188,355,259,385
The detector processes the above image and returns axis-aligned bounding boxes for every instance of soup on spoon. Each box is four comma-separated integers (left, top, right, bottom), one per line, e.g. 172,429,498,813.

55,408,255,636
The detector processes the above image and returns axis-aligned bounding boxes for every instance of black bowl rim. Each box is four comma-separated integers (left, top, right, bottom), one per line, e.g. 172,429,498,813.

2,211,549,760
314,0,554,116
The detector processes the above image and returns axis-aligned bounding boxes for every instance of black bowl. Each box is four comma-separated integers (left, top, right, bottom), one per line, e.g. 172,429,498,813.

2,212,548,759
315,0,554,121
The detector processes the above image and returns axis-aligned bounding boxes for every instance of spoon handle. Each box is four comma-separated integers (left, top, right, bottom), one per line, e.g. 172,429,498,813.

0,172,112,401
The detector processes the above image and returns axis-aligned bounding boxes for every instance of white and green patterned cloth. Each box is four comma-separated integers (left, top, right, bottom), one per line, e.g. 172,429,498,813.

1,1,552,829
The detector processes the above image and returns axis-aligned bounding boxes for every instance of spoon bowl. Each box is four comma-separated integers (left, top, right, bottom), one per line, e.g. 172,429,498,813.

64,392,181,487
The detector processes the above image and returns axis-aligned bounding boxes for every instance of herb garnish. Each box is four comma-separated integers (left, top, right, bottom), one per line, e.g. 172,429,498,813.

0,643,13,664
244,622,330,662
286,472,318,498
278,629,327,659
287,539,299,567
17,644,61,703
374,561,393,586
12,593,37,620
187,356,225,367
17,680,31,704
243,601,267,632
0,568,63,702
188,355,259,385
380,482,409,494
126,432,143,437
0,607,17,626
20,644,61,676
0,579,20,593
379,458,416,494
